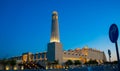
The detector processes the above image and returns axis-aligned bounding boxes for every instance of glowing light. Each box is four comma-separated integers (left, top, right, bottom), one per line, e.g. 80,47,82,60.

50,38,60,42
63,57,80,60
6,66,9,70
14,66,17,70
21,66,24,70
50,65,53,69
66,66,68,69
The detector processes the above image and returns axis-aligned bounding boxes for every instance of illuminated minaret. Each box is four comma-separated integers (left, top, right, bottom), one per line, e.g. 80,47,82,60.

47,11,63,64
50,11,60,42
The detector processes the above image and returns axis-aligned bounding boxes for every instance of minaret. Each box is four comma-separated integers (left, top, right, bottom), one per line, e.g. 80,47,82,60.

47,11,63,64
50,11,60,42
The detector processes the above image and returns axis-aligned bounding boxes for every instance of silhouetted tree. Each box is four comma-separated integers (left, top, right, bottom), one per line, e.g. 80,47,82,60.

0,58,9,70
85,60,98,65
112,61,118,64
65,60,73,65
54,60,59,65
9,59,16,70
104,61,118,65
18,62,23,70
74,60,82,65
47,61,51,66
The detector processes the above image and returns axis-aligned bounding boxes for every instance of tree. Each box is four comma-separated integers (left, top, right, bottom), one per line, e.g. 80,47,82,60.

85,60,98,65
0,59,2,65
9,59,16,70
18,62,24,70
104,61,118,65
0,58,9,70
65,60,73,65
112,61,118,64
47,61,52,66
74,60,82,65
54,60,59,65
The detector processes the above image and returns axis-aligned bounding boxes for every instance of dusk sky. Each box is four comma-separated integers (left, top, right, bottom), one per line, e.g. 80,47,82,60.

0,0,120,61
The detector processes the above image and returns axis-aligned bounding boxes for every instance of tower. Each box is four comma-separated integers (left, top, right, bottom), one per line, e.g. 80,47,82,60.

47,11,63,64
50,11,60,42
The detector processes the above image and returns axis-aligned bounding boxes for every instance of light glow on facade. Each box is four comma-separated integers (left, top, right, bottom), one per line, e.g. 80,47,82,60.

50,38,60,42
14,66,17,70
6,66,9,70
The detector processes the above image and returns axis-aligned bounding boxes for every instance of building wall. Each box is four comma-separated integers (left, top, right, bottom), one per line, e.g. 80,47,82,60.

62,47,106,63
0,64,3,70
11,52,47,64
10,47,106,64
63,49,82,63
47,42,63,64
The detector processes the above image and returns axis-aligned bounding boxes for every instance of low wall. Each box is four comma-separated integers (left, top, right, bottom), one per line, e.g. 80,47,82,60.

0,65,118,71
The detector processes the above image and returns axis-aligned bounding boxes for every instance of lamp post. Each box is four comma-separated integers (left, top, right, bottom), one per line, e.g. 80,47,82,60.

108,49,111,62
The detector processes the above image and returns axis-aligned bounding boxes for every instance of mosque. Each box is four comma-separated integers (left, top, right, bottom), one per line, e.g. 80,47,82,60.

0,11,106,70
12,11,106,64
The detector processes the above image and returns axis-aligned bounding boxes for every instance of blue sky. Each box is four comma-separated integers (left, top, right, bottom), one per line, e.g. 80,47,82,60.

0,0,120,61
